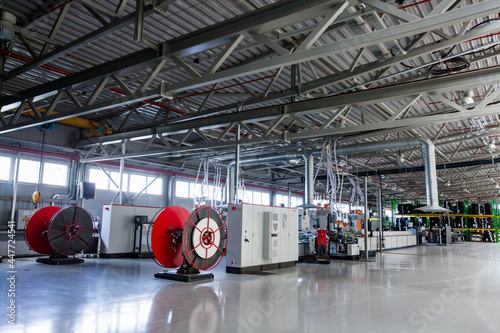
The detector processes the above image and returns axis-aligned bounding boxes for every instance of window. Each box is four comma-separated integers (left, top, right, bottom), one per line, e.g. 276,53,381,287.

147,177,162,195
275,194,288,207
189,182,198,198
176,179,223,200
261,192,270,205
89,168,109,190
252,191,262,205
291,196,303,208
239,189,251,203
0,156,11,181
176,180,190,198
129,174,146,193
42,162,68,186
18,159,40,183
110,172,128,191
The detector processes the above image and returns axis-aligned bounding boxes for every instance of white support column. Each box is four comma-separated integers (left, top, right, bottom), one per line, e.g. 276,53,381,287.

119,142,126,204
233,124,241,204
9,154,20,223
364,177,369,260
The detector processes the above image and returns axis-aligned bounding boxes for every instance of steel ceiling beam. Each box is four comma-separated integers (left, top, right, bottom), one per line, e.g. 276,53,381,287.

0,0,339,111
182,19,500,121
163,0,500,94
6,4,156,81
73,66,500,161
75,65,500,147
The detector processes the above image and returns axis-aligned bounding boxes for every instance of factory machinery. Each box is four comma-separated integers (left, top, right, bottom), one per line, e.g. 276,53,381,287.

299,206,363,263
149,206,228,282
299,204,420,262
24,206,96,264
225,203,299,274
99,204,228,281
101,202,298,277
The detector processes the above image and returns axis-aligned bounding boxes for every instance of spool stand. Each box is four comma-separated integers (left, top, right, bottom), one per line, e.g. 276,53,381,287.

36,253,84,265
150,206,227,283
25,206,95,265
154,258,214,283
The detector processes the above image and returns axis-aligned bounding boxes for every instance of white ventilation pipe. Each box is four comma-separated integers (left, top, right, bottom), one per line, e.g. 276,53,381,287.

334,138,449,213
304,154,315,207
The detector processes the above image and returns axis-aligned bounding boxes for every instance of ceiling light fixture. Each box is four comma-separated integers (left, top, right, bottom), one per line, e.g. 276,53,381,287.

396,153,405,165
462,90,475,105
487,140,496,153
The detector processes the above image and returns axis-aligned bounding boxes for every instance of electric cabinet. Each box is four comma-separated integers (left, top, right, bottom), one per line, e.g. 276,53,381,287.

226,203,299,273
100,204,163,257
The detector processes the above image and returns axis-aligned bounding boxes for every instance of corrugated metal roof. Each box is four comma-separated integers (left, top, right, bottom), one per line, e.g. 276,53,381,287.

1,0,500,198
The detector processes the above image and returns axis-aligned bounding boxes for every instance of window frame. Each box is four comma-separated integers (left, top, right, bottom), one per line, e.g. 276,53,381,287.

0,155,12,182
42,161,69,187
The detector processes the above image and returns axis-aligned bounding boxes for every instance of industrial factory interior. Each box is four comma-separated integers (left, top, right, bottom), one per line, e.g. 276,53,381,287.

2,0,500,332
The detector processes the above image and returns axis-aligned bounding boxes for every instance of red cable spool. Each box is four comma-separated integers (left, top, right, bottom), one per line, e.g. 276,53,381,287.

150,206,190,268
25,206,95,258
25,206,62,255
150,206,228,275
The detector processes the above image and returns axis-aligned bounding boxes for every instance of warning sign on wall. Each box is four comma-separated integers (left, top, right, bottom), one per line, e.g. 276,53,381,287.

16,210,32,230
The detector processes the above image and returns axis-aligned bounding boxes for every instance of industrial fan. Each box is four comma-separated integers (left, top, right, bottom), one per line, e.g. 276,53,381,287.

149,206,228,282
25,206,95,265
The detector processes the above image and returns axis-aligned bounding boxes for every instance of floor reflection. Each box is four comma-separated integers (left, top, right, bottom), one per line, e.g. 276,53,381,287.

146,283,222,332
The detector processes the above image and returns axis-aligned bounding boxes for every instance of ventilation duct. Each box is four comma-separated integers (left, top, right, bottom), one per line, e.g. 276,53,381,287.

304,154,315,208
0,11,16,42
333,138,449,213
225,139,447,212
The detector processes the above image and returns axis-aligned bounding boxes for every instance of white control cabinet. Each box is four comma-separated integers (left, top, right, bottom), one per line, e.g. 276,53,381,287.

100,204,163,256
226,203,298,273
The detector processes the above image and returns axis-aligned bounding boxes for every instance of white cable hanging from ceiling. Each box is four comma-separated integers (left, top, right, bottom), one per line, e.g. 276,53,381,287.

237,176,248,203
193,158,224,206
313,138,344,213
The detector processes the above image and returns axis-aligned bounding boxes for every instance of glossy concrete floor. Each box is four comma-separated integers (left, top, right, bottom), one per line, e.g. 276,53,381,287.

2,243,500,333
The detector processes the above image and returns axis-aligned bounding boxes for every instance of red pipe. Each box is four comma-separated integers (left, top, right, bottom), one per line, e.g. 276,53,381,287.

0,143,79,160
0,49,71,76
399,0,432,10
466,32,500,43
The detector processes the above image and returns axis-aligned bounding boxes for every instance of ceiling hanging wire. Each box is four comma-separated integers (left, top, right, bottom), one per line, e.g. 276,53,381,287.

193,157,225,206
33,128,46,210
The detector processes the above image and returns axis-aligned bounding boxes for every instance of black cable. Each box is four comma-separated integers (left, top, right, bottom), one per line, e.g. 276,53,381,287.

442,45,456,58
400,62,415,69
467,43,499,56
418,19,500,75
427,57,470,76
469,18,500,31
